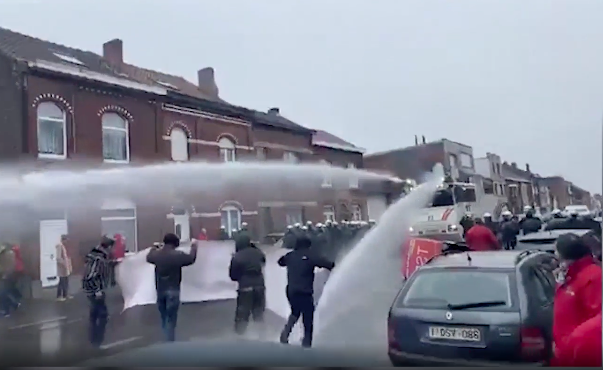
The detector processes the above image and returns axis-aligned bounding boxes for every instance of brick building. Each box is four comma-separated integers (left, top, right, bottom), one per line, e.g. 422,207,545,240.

0,28,396,286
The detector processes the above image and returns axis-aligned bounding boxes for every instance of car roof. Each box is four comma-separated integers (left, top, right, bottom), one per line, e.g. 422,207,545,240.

424,250,529,269
518,229,590,241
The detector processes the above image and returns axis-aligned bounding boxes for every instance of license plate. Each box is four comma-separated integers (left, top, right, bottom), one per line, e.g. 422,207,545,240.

428,326,481,342
426,229,440,234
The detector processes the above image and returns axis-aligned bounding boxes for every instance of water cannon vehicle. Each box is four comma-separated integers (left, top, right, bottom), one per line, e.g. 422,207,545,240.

408,181,477,242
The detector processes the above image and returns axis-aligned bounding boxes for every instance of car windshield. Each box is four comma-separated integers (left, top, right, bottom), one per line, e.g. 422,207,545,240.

429,185,476,207
399,269,513,310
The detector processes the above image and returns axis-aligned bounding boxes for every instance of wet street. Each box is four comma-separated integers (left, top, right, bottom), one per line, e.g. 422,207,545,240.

0,289,286,366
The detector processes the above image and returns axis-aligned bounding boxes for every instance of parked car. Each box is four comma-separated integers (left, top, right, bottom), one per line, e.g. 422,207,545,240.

516,229,591,252
388,248,557,366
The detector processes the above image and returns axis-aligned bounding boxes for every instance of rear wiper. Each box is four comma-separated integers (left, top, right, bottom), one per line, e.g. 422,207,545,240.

447,300,507,310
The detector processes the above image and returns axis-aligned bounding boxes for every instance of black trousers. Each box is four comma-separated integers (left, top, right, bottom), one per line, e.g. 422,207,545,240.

88,294,108,347
234,286,265,335
280,289,315,347
57,276,69,298
157,289,180,342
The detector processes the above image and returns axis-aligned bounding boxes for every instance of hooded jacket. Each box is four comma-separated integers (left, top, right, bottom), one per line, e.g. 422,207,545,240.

229,235,266,289
465,224,500,251
552,256,601,355
147,243,197,293
277,239,335,294
82,245,112,296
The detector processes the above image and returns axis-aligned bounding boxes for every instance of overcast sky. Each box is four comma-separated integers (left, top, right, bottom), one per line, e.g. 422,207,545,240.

1,0,601,192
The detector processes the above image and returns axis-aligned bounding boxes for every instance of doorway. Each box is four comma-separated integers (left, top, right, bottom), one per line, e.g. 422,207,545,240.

39,219,68,288
173,214,190,241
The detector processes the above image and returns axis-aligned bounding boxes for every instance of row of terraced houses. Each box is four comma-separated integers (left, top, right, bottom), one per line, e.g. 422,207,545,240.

0,27,596,291
0,28,404,288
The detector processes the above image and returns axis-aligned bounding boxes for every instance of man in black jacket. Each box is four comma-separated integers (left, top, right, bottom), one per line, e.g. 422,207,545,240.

82,235,115,348
147,233,198,342
278,235,335,348
229,234,266,335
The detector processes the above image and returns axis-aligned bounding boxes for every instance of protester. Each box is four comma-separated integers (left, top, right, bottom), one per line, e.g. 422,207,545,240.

551,233,601,366
518,209,542,235
82,235,115,348
56,234,73,301
554,312,602,367
7,243,24,310
464,218,500,251
0,243,15,317
278,235,335,347
229,234,266,336
146,233,198,342
197,228,208,241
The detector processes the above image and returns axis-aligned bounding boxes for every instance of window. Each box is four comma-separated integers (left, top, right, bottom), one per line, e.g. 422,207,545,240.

352,203,362,221
323,205,335,222
531,268,554,304
320,160,332,187
102,113,129,162
37,102,66,158
283,151,299,163
496,163,501,175
399,270,513,310
348,163,359,188
220,205,241,237
460,153,473,168
499,184,505,196
483,179,494,194
491,162,496,176
170,127,188,161
285,208,303,226
256,147,266,160
219,137,236,162
101,201,137,252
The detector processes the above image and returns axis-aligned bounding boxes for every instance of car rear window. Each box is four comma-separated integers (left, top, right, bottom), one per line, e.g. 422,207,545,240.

398,269,515,310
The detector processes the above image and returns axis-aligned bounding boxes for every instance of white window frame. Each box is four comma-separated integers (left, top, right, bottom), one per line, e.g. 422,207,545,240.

351,203,362,221
460,153,473,168
323,205,335,222
320,160,332,187
220,205,241,237
102,112,130,164
101,198,138,252
170,127,189,161
219,137,236,162
348,163,359,189
37,102,67,159
283,151,299,163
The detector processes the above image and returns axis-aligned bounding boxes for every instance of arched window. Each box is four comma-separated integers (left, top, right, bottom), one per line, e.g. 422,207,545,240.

348,162,359,188
219,137,236,162
37,102,66,158
320,159,332,187
102,112,129,162
220,205,241,237
170,127,189,161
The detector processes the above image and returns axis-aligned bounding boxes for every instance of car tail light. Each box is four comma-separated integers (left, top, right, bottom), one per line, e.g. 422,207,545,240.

520,326,546,361
387,317,400,350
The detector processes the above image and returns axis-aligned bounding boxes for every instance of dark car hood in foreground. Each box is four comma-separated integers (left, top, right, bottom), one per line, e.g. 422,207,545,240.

81,339,390,367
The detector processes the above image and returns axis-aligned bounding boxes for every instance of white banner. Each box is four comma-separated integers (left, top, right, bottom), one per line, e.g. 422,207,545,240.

116,241,295,318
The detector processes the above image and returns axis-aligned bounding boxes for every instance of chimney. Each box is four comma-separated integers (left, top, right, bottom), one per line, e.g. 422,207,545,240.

511,162,517,168
197,67,220,98
525,163,530,172
268,107,280,115
414,135,418,145
422,135,426,144
103,39,123,65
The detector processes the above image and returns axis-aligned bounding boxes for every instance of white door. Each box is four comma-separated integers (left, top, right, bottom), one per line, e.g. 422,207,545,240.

39,219,68,288
367,195,388,221
173,215,190,241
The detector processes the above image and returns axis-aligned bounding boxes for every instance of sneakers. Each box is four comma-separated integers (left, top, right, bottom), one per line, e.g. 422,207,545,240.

57,297,67,302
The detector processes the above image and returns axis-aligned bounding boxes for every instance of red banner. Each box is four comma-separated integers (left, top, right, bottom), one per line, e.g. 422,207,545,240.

402,237,444,279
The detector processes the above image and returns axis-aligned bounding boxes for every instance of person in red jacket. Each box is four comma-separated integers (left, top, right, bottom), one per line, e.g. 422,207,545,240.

197,228,208,241
464,218,500,251
554,312,602,367
551,233,602,366
7,244,24,308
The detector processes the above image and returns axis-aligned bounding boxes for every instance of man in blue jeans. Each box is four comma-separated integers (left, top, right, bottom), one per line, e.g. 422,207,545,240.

82,236,115,348
147,234,198,342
